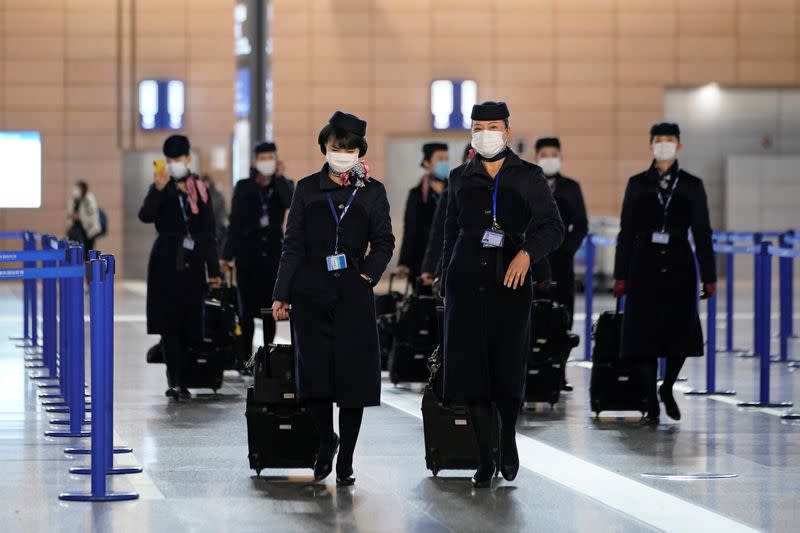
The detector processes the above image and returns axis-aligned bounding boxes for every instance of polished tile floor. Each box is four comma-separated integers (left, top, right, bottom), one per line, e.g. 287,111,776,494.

0,281,798,533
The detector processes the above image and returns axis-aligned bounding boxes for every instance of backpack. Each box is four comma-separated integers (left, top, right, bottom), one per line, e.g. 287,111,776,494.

97,208,108,237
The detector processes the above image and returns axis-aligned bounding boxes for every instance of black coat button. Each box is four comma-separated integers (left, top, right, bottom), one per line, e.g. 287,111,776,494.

660,267,667,273
480,259,488,267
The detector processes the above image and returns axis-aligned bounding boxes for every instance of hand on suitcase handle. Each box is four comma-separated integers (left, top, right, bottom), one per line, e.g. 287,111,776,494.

271,300,290,321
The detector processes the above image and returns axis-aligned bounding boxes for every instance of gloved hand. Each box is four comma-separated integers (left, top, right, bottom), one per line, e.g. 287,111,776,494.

612,279,626,298
701,282,716,300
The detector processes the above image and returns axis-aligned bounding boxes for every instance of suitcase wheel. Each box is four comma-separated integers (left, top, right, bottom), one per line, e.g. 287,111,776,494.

255,469,262,477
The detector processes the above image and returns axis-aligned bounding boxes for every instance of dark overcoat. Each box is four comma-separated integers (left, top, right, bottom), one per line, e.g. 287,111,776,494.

273,165,395,407
614,161,716,360
441,151,564,403
138,176,221,339
223,173,294,319
398,180,441,278
421,191,447,278
547,173,588,326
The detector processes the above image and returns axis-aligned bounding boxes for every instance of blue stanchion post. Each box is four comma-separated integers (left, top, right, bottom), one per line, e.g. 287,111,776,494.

725,236,735,353
45,245,90,438
69,254,138,473
738,242,793,409
57,241,69,396
778,232,797,363
36,237,62,389
60,259,138,502
583,235,595,361
22,232,31,343
750,233,763,359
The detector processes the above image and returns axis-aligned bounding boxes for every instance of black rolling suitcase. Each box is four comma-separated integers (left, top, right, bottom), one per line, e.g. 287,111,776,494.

245,387,319,475
422,307,499,476
589,300,647,416
525,299,579,406
389,281,438,384
375,273,408,371
245,309,319,475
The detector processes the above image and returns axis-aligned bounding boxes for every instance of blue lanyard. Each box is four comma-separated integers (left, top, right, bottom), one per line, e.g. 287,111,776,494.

491,174,501,229
258,187,271,214
656,176,680,212
326,189,358,253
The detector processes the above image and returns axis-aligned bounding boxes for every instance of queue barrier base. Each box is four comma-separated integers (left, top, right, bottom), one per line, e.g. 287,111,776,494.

64,447,132,455
25,362,47,370
37,383,61,389
684,389,736,397
46,406,91,414
29,374,57,381
44,430,91,438
59,492,139,503
50,418,90,426
780,412,800,420
69,465,143,476
737,401,794,408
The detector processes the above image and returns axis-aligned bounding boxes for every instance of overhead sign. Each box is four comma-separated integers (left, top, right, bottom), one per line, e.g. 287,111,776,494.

138,80,185,131
430,80,477,130
0,131,41,208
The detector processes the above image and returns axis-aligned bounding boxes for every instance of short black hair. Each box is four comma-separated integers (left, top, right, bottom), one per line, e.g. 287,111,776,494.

649,122,681,142
76,180,88,194
163,134,190,158
317,124,368,157
254,141,277,155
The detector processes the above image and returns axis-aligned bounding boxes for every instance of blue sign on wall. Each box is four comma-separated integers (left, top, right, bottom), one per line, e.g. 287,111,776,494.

139,80,185,131
235,68,250,119
430,80,477,130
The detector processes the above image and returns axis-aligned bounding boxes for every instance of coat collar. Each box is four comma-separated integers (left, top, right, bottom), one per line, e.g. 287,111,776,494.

318,163,353,191
646,159,680,180
464,149,524,180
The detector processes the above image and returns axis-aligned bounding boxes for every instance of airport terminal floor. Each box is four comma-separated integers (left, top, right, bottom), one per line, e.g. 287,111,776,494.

1,281,798,533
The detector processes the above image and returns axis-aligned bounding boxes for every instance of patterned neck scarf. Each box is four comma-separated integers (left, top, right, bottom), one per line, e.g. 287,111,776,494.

180,174,208,215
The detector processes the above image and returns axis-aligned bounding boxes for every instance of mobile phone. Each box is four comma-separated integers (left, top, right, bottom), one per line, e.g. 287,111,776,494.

153,159,166,174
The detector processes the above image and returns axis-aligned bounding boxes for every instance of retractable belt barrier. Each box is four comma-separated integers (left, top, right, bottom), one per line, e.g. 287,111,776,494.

1,230,141,502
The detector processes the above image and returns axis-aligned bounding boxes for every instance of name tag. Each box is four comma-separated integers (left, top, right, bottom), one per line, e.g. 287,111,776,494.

481,229,505,248
326,254,347,271
651,232,670,245
259,214,270,228
182,236,195,250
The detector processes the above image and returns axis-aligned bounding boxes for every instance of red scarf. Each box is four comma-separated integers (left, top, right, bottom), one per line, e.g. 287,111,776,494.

184,176,208,215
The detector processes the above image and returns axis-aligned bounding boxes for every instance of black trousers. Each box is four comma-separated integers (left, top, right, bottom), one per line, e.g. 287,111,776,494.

642,356,687,410
162,332,189,388
308,400,364,477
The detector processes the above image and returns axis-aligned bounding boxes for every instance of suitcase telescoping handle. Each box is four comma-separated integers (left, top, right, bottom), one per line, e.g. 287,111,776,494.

388,271,412,296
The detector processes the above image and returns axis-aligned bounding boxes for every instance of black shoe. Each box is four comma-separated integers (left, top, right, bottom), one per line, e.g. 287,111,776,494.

659,385,681,421
560,382,574,392
165,388,179,400
500,432,520,481
178,387,192,400
336,455,354,486
471,462,495,488
336,472,356,487
314,433,339,482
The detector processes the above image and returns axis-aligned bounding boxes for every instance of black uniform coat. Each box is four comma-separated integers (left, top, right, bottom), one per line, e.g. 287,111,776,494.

441,150,564,402
138,176,221,338
421,191,447,278
398,178,441,278
223,173,294,319
273,165,395,407
547,173,588,327
614,161,716,360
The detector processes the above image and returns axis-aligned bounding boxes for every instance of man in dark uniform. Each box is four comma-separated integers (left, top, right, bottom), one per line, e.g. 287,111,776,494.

397,143,449,281
534,137,588,391
222,141,293,367
613,122,716,424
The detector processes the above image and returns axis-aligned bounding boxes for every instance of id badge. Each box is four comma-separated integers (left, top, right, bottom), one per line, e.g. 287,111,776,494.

481,229,505,248
326,253,347,271
182,236,195,251
259,214,270,228
651,232,670,245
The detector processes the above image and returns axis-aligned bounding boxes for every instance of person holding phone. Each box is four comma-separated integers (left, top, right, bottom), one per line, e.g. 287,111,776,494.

441,102,564,488
272,111,394,486
139,134,222,400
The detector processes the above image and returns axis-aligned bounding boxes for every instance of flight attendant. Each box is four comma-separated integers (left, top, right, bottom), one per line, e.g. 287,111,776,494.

613,123,716,424
272,111,395,485
222,141,294,366
397,142,449,281
138,135,222,400
441,102,564,487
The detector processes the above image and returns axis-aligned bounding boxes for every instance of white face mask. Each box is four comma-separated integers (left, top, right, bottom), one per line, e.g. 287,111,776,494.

167,161,188,179
471,130,506,159
255,160,277,177
538,157,561,177
72,186,82,199
326,151,359,174
652,142,678,162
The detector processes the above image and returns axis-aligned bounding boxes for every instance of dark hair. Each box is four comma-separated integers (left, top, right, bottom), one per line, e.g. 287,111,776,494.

77,180,88,195
317,124,368,157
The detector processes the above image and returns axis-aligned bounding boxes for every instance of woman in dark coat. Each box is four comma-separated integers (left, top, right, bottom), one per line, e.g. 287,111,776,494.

139,135,221,400
441,102,564,488
222,141,294,365
397,142,449,280
272,111,395,486
613,122,716,424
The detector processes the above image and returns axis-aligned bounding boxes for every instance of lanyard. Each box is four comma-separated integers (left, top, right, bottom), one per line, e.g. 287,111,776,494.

490,173,501,230
326,189,358,253
178,195,192,237
656,176,680,229
258,187,270,214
